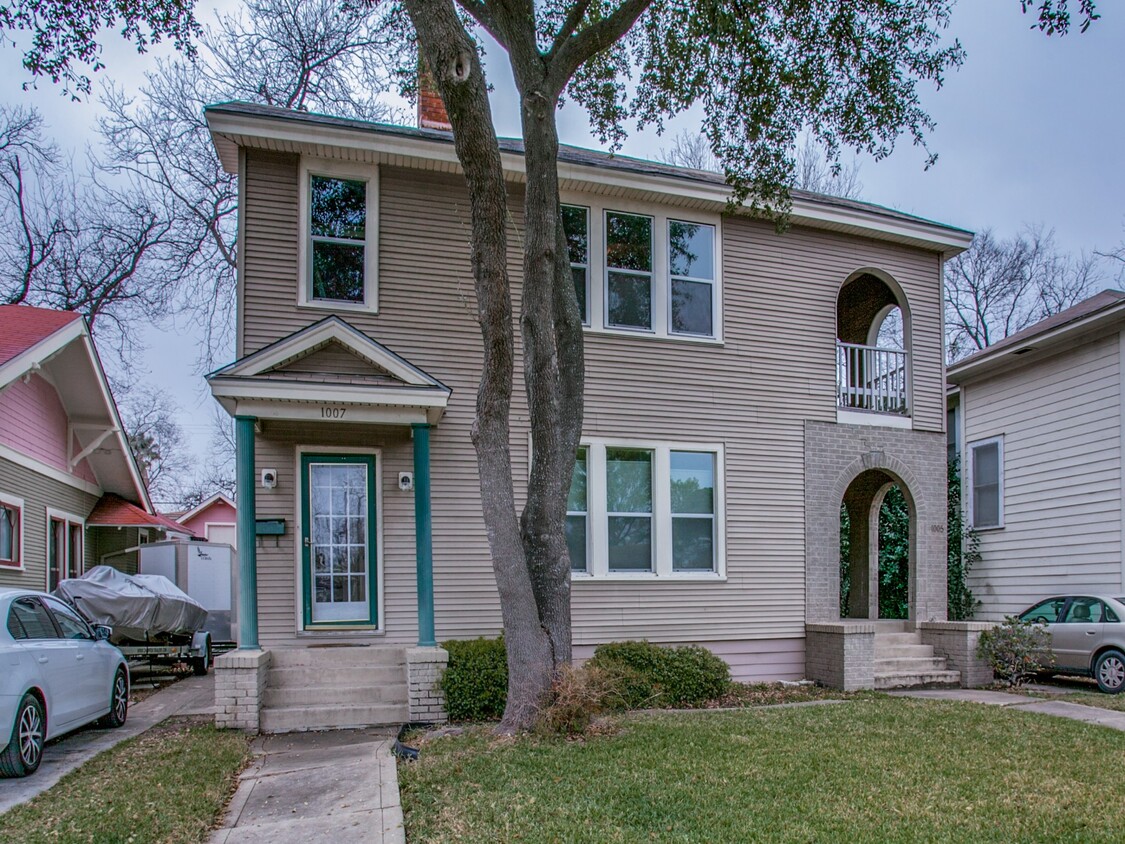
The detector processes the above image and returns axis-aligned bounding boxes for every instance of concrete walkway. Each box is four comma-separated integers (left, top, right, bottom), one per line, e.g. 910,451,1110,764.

0,672,215,815
887,688,1125,731
210,729,403,844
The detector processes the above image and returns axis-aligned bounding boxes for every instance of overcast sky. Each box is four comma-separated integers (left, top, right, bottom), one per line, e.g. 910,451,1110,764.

2,2,1122,485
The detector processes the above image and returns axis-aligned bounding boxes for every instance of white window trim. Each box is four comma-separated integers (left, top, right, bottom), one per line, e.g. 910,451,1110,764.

297,157,380,313
667,218,719,339
560,192,723,345
45,508,85,590
293,445,385,636
571,437,726,581
0,491,25,570
968,435,1004,530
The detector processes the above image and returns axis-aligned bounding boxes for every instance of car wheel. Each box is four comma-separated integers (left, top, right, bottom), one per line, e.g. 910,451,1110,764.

99,668,129,728
191,640,211,676
1095,649,1125,694
0,694,45,778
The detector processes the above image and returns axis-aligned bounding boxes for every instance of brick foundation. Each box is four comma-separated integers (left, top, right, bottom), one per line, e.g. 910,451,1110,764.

918,621,996,687
214,649,271,732
406,646,449,723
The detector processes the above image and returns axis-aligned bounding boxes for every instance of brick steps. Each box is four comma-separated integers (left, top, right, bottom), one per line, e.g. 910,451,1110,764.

874,630,961,690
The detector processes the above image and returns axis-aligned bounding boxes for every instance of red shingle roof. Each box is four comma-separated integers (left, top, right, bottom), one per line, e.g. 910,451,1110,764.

0,305,83,367
87,495,195,536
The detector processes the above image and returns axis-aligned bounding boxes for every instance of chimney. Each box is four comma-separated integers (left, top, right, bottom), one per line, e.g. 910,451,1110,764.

417,59,452,132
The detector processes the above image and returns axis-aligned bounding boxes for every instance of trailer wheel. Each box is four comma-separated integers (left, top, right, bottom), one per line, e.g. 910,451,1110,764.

191,639,211,676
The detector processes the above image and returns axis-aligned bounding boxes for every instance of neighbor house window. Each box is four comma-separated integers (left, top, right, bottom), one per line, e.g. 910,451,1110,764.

0,494,21,567
569,441,724,578
309,175,367,303
566,447,589,572
46,510,84,591
970,437,1003,529
562,205,590,325
605,211,654,330
668,221,716,337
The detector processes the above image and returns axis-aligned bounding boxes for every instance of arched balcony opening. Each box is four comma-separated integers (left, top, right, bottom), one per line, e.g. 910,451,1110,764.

836,271,910,417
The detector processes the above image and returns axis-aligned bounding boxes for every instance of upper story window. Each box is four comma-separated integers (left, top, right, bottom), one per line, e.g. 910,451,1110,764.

969,436,1003,529
298,159,379,312
567,439,725,579
562,206,590,325
560,197,721,343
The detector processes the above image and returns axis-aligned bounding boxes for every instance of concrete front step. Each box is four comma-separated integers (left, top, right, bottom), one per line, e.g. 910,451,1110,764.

876,632,923,646
875,670,961,690
260,702,409,733
262,683,409,708
875,657,949,674
268,646,407,668
875,644,935,659
267,665,407,689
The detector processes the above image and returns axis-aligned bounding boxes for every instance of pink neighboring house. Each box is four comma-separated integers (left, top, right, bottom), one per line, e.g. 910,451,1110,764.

175,493,237,548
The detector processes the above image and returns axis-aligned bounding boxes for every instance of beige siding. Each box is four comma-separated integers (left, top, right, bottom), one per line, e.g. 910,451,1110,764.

0,456,99,591
962,332,1125,620
239,151,948,653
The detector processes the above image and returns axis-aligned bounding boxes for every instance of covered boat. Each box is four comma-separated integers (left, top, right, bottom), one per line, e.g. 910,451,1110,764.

55,565,208,643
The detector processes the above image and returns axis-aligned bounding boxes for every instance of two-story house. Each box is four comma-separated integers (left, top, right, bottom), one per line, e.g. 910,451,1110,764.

205,98,977,732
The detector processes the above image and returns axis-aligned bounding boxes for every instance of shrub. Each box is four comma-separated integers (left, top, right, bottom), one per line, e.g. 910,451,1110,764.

589,640,730,708
976,616,1055,688
536,664,616,736
441,637,507,721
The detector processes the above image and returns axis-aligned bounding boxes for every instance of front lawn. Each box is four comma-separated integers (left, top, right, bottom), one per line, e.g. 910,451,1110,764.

1064,691,1125,712
0,718,250,844
401,697,1125,842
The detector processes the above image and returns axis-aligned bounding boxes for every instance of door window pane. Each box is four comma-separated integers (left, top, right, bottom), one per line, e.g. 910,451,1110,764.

308,461,370,622
607,448,653,572
1062,597,1100,623
9,598,58,640
1020,598,1066,624
43,597,92,640
567,448,588,572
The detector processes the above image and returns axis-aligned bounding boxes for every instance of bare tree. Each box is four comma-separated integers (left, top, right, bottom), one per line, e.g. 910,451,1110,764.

177,406,237,511
658,130,863,199
945,226,1100,361
97,0,403,364
115,383,190,506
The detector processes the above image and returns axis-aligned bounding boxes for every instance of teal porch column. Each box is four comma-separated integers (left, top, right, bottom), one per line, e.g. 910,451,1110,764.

412,423,436,647
235,416,259,650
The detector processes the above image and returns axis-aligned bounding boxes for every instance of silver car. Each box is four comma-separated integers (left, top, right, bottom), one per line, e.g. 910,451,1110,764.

1018,594,1125,694
0,588,129,777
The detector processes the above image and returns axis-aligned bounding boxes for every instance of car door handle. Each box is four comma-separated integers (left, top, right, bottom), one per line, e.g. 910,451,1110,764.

36,656,48,664
76,653,85,660
1086,631,1097,636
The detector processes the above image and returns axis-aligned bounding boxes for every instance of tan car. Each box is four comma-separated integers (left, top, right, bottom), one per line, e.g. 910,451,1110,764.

1018,595,1125,694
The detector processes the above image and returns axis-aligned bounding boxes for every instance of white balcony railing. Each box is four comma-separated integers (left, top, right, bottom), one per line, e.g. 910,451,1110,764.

837,342,909,415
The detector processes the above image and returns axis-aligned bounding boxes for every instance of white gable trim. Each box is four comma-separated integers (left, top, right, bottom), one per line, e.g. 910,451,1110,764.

209,317,447,389
0,318,85,392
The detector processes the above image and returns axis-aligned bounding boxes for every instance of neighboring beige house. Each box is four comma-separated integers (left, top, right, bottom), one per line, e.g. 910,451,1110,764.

948,289,1125,620
204,98,978,732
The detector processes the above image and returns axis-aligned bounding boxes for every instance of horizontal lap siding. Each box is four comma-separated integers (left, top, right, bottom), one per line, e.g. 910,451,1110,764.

0,457,98,591
963,333,1124,619
239,153,947,649
574,638,804,683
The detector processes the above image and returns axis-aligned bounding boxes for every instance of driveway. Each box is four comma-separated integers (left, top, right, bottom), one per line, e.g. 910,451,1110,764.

0,672,215,815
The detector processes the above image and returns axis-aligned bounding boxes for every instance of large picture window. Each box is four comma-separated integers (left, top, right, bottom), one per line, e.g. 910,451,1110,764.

970,437,1003,529
567,441,724,578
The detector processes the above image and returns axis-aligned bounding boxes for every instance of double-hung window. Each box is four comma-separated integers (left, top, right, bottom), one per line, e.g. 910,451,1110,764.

300,160,378,311
605,211,654,331
969,436,1003,529
562,205,590,325
0,494,21,568
567,441,724,578
668,221,716,337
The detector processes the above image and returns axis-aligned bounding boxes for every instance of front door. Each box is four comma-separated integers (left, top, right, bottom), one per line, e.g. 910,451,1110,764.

301,454,378,628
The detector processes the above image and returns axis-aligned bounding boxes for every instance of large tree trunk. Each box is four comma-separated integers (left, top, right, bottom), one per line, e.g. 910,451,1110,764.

512,65,585,668
404,0,555,734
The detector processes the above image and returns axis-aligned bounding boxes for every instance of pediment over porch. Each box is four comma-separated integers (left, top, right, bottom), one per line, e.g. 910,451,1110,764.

207,317,451,425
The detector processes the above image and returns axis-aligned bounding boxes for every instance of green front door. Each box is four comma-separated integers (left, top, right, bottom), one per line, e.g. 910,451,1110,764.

301,454,378,627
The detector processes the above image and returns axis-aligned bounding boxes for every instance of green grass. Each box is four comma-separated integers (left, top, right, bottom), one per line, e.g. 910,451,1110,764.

1064,692,1125,712
400,698,1125,843
0,719,251,844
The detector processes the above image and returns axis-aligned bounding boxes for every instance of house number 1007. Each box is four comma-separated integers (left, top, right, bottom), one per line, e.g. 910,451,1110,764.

320,407,347,419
